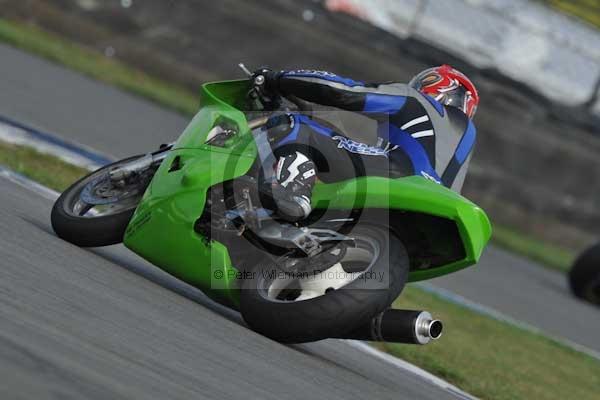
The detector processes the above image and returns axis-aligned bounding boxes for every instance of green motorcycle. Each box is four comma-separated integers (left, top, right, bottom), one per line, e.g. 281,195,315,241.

51,75,491,344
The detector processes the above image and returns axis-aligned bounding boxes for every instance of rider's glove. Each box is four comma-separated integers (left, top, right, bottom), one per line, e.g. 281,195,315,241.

251,68,282,111
252,68,280,94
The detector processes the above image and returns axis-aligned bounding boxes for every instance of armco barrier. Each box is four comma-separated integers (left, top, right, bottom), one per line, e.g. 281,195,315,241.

327,0,600,116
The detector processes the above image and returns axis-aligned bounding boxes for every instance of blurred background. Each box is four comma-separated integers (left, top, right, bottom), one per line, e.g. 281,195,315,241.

3,0,599,258
1,1,600,399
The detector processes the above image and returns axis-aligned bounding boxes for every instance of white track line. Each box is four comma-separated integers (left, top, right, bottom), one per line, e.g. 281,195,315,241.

0,119,110,170
416,282,600,361
344,340,477,400
0,166,59,201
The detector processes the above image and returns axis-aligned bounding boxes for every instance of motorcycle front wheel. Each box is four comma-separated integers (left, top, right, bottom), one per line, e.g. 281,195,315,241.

240,225,409,343
569,242,600,305
51,155,151,247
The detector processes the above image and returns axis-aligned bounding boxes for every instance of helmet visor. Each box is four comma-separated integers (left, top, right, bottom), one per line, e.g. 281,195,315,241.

436,85,477,117
437,85,467,110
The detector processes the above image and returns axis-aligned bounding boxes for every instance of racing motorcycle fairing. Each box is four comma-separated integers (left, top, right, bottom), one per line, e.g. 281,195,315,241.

123,80,491,308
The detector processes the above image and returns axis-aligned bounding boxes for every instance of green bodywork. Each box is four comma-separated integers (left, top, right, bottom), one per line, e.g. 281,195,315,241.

123,80,492,308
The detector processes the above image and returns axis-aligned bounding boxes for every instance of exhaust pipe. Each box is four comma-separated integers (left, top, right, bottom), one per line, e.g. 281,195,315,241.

341,309,443,344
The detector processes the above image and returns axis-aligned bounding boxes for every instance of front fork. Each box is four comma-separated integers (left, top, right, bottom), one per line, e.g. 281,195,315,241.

108,143,174,183
108,118,270,184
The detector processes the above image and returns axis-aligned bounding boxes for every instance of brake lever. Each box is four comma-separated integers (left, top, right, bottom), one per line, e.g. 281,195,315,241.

238,63,253,77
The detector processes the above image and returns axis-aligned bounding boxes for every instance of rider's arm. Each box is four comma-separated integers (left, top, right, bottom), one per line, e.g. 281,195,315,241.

269,70,409,115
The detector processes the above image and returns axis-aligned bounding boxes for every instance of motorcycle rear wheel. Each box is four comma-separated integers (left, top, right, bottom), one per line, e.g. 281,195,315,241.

51,155,149,247
240,225,409,343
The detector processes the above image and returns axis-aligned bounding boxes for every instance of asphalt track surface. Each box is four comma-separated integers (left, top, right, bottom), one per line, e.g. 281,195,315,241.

2,174,476,400
0,43,599,396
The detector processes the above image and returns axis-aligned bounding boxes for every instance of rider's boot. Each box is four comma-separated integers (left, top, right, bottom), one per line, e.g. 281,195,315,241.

271,151,317,222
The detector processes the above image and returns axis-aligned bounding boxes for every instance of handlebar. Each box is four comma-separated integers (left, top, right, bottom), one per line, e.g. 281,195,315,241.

248,116,269,130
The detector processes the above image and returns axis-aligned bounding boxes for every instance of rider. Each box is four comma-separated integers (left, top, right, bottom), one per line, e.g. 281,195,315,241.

254,65,479,222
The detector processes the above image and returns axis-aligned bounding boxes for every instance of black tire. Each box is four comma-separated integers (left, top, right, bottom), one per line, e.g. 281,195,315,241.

240,225,409,343
569,242,600,305
51,156,146,247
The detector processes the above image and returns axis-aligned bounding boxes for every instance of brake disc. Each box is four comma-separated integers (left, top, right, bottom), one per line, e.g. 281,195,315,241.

80,175,138,205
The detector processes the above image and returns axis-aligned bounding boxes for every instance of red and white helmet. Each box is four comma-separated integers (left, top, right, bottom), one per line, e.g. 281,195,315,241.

409,65,479,118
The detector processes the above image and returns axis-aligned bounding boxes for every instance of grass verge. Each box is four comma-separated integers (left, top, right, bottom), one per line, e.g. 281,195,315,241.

379,285,600,400
0,18,198,116
541,0,600,29
491,225,575,272
0,141,87,192
0,17,578,272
